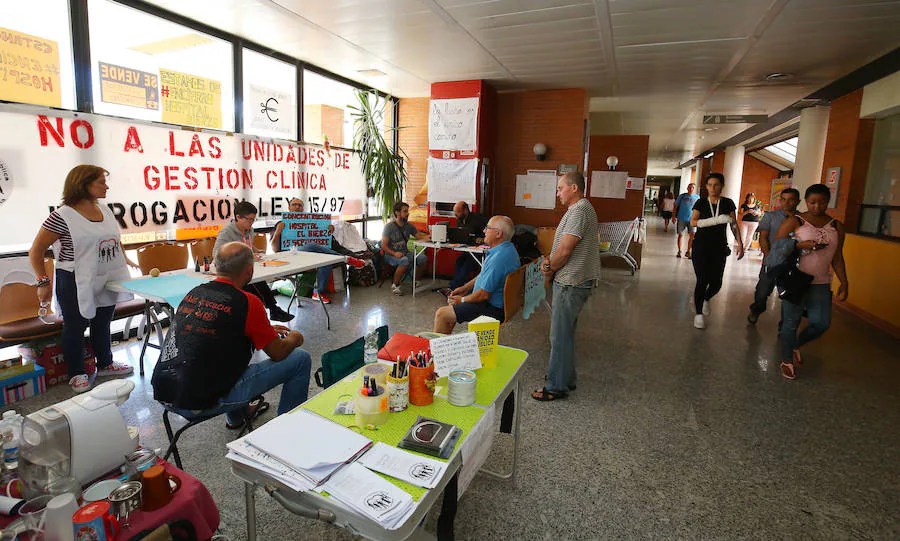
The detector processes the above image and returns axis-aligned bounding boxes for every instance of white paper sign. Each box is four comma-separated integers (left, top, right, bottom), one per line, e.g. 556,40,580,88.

430,332,482,377
626,176,645,191
515,173,557,209
429,98,478,151
246,83,296,138
589,170,627,199
427,157,477,203
358,442,445,489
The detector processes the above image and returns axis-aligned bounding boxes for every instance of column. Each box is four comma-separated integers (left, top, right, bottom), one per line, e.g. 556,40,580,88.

792,106,831,201
680,167,693,192
723,145,745,246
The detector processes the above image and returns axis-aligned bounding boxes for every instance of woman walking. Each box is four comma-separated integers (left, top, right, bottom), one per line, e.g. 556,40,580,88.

774,184,848,380
29,165,138,392
689,173,744,329
660,191,675,232
739,193,762,250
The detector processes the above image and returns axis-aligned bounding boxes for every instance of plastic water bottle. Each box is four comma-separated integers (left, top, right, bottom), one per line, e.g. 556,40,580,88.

1,410,22,479
364,322,379,365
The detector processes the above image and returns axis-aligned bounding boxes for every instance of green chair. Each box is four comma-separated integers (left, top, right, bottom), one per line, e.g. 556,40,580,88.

314,325,389,388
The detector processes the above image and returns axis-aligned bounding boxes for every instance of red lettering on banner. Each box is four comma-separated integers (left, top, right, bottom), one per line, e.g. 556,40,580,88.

241,170,253,189
266,171,276,189
37,116,66,147
318,174,326,191
200,167,215,189
316,149,325,167
168,132,184,157
70,120,94,149
123,126,143,153
286,146,296,164
209,137,221,159
241,141,252,160
188,134,205,158
184,167,198,190
144,165,160,190
165,166,180,190
226,169,239,189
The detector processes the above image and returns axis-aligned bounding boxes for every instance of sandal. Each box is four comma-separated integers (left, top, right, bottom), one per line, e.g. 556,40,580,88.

531,387,568,402
226,397,270,429
780,362,796,380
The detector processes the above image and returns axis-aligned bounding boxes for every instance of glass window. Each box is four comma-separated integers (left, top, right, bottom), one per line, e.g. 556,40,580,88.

0,0,76,109
763,137,798,165
863,113,900,206
88,0,234,131
303,70,357,147
242,48,296,140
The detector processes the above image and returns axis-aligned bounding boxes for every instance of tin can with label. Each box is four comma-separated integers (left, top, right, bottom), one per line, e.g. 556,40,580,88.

448,370,476,406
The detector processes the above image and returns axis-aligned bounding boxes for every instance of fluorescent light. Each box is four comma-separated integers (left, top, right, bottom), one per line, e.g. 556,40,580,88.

357,69,387,77
703,152,714,159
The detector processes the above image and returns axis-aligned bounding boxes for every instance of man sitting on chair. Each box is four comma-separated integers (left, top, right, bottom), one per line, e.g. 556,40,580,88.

433,216,519,333
270,198,365,304
151,242,312,430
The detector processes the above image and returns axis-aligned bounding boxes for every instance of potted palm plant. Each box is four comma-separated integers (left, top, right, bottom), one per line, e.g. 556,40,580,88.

349,90,408,221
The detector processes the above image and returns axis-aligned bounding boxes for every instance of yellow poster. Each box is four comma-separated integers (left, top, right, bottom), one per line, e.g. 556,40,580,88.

159,68,221,128
0,27,62,107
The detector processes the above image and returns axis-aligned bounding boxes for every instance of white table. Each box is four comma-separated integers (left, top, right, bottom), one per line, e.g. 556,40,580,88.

106,251,346,374
411,241,485,298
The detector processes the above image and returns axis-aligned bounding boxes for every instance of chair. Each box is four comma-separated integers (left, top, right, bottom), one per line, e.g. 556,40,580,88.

189,237,215,264
162,401,258,471
502,265,526,325
137,242,189,275
536,227,555,257
0,258,62,345
314,325,389,388
598,219,640,275
253,233,268,254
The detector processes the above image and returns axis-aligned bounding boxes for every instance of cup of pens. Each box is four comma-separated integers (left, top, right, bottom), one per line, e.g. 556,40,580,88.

386,360,409,413
355,375,390,428
408,351,436,406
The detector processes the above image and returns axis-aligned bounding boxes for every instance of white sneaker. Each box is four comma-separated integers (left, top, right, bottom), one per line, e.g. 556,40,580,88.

391,284,403,296
96,361,134,377
69,374,92,393
702,300,711,316
694,314,706,329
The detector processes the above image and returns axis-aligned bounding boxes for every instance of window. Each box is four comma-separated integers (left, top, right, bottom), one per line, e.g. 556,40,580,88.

242,48,297,140
763,137,798,165
88,0,234,131
859,113,900,240
0,0,76,109
303,70,357,147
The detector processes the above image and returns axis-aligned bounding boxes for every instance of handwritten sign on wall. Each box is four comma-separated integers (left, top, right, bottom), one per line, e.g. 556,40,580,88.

427,157,477,203
159,68,222,128
279,212,332,249
428,98,478,152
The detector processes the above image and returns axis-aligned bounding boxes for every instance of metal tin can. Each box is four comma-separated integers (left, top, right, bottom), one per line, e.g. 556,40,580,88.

448,370,477,406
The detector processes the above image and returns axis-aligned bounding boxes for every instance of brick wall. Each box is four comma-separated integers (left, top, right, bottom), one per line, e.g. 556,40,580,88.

586,135,649,222
820,89,876,230
492,88,588,227
398,97,430,205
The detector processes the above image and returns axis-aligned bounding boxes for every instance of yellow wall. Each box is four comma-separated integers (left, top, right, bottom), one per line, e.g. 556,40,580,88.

836,233,900,331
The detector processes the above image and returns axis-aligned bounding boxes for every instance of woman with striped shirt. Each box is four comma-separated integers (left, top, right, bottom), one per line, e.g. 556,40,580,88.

29,165,139,392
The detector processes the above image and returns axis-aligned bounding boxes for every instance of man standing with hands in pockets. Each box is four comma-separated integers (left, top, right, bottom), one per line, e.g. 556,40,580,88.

532,172,600,402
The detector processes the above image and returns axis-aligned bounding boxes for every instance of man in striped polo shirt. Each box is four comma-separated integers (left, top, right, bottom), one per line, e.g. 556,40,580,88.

533,172,600,401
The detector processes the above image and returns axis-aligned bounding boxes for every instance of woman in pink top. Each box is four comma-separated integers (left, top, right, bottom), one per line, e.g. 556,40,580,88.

774,184,849,380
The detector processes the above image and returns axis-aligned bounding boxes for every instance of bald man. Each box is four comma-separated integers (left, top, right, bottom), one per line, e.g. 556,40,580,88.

152,242,312,430
434,216,519,333
446,201,489,291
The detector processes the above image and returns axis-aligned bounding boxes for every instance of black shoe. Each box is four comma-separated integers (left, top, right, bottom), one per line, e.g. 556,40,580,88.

269,305,295,322
748,310,760,324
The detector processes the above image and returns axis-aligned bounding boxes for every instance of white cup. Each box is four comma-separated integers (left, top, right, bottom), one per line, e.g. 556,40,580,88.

45,493,78,541
82,479,122,502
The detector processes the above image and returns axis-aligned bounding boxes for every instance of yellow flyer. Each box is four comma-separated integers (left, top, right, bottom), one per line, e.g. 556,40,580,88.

0,27,62,107
468,315,500,368
159,68,222,128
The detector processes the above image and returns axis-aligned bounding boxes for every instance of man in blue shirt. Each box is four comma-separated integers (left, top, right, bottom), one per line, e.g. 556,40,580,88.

748,187,800,324
433,216,520,333
673,183,699,258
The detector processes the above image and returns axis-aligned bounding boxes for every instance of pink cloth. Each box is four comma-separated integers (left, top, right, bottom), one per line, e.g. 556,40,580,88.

796,218,838,285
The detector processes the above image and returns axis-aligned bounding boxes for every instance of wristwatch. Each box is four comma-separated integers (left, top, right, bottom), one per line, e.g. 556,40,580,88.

460,296,466,303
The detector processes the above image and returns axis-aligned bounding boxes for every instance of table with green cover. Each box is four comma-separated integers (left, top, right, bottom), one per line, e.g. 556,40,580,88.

232,345,529,541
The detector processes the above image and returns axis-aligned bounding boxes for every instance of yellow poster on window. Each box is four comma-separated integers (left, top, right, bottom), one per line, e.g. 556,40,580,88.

159,68,221,128
0,27,62,108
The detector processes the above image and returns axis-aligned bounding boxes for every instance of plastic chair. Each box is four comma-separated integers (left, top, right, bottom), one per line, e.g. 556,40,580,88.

314,325,388,388
189,237,215,264
536,227,555,257
0,258,62,345
501,265,526,325
137,242,189,275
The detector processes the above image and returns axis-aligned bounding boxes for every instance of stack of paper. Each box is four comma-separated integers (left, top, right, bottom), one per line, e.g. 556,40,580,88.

322,462,417,529
358,442,445,489
225,409,372,490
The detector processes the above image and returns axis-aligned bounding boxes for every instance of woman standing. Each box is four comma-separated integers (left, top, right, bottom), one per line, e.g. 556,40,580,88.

739,193,762,250
689,173,744,329
660,192,675,232
29,165,137,392
774,184,848,380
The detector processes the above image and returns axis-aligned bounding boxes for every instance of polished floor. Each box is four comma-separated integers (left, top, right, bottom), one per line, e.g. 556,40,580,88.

6,217,900,540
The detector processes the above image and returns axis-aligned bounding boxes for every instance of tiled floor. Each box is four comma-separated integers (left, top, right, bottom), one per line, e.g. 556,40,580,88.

4,217,899,540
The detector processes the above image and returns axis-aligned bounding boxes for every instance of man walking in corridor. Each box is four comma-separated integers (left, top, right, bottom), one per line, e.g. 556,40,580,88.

674,183,699,258
532,172,600,401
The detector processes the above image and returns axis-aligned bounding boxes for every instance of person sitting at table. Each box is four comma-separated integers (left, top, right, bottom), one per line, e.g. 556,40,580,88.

442,201,488,295
29,164,139,393
270,198,365,304
433,216,519,333
382,201,428,296
214,201,293,321
152,242,312,430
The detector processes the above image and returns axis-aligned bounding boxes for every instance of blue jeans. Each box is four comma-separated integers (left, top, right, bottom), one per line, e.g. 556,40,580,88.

750,265,778,315
546,281,593,393
55,269,115,376
780,284,832,364
449,253,483,289
174,348,312,425
298,243,340,292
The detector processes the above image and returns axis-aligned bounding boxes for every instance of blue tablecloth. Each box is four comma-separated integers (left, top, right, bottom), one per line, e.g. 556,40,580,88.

122,274,208,307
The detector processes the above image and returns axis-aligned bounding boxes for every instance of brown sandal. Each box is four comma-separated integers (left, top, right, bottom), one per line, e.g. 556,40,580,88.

531,387,568,401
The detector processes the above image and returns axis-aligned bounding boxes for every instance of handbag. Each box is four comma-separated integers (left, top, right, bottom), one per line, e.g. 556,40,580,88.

776,249,813,304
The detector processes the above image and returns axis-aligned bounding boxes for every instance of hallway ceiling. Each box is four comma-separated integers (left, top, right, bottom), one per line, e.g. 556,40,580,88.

142,0,900,171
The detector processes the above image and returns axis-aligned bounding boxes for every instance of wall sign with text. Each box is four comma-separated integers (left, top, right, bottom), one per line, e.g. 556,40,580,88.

279,212,332,249
0,27,62,108
428,97,478,152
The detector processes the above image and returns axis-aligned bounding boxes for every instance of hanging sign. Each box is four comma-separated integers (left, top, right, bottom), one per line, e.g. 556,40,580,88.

279,212,332,250
0,27,61,108
427,157,477,203
428,98,478,152
98,62,159,110
159,68,222,129
246,83,295,138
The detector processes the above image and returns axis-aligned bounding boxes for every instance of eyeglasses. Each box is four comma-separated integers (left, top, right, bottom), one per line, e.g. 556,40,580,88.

484,226,501,233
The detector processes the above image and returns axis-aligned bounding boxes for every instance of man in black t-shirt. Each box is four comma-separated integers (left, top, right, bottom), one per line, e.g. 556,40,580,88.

447,201,488,290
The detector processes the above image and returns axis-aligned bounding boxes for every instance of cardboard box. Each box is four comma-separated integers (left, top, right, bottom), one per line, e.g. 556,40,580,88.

18,337,95,388
0,348,36,379
0,365,46,406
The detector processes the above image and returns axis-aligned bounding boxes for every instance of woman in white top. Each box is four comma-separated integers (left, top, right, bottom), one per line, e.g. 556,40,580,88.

29,165,138,393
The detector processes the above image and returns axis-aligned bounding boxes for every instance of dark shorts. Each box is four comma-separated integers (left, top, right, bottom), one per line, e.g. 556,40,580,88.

452,301,505,324
661,211,672,220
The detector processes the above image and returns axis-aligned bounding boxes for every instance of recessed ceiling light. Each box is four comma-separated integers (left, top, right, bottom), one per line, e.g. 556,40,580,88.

357,69,386,77
765,72,793,81
703,127,718,132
